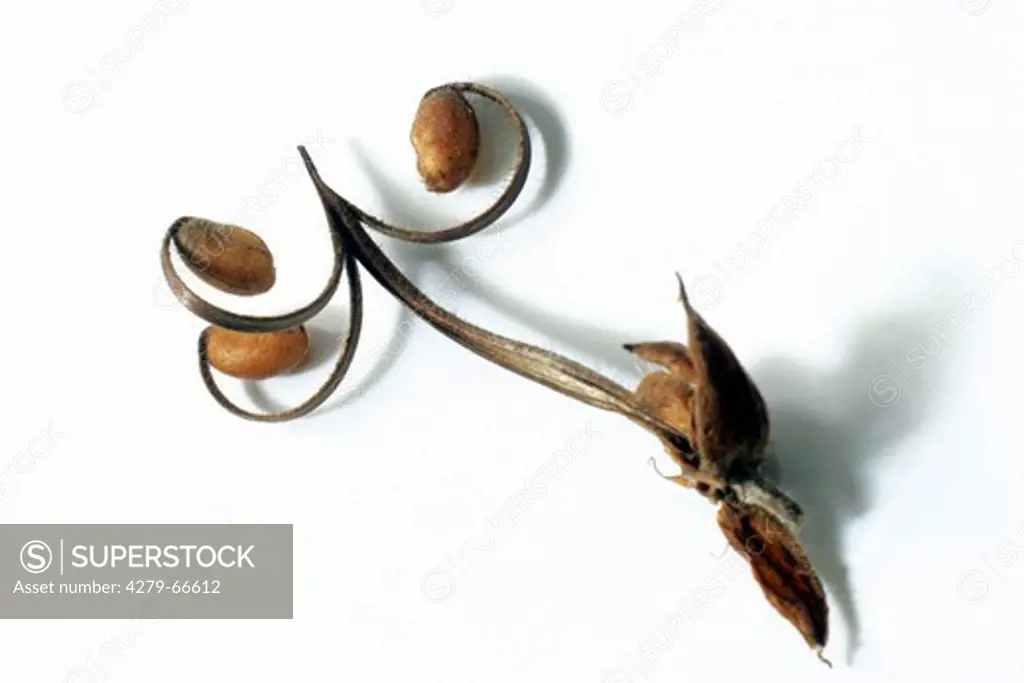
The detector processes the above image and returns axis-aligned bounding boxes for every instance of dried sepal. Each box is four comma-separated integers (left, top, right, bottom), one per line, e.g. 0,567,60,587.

633,370,700,471
623,341,697,383
717,501,830,667
676,275,769,478
633,371,693,435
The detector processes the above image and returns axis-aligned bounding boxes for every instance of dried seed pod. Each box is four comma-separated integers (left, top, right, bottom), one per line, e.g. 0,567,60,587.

203,326,308,380
717,501,831,667
675,275,770,479
410,87,480,192
173,218,275,295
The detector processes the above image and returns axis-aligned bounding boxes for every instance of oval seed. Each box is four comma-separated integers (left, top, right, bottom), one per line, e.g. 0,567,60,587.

204,326,309,379
174,217,276,295
410,87,480,193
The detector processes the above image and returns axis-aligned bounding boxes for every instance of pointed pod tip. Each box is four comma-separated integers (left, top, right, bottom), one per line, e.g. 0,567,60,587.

815,647,833,669
622,343,637,352
673,272,692,310
297,145,317,174
297,146,334,204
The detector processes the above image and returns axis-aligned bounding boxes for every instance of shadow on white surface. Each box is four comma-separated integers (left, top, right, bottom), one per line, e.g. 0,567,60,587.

464,87,521,189
482,77,571,216
382,248,962,667
223,74,952,668
302,306,356,372
755,298,956,665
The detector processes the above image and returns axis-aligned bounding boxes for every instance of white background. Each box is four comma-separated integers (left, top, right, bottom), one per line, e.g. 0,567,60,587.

3,0,1024,680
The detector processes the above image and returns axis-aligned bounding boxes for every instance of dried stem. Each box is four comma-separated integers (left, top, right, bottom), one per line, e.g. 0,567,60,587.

158,81,692,446
298,146,692,444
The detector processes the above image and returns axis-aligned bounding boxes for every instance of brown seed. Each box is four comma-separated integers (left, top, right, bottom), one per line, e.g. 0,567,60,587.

410,87,480,193
203,326,309,379
173,217,276,295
